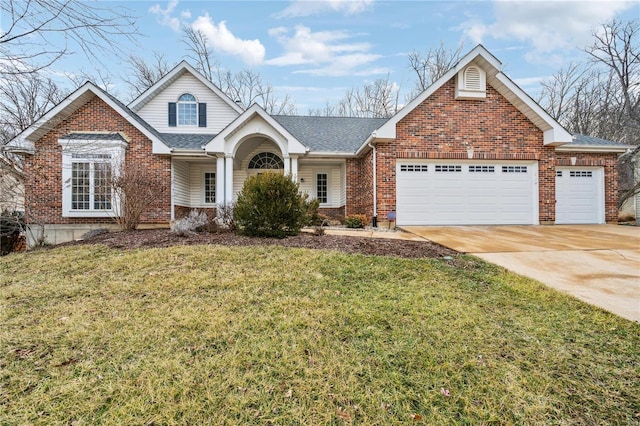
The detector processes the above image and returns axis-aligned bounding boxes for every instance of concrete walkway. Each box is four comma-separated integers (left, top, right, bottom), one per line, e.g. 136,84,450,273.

402,225,640,322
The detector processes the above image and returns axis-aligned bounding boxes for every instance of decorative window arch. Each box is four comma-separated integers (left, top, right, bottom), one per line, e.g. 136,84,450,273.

248,152,284,169
177,93,197,126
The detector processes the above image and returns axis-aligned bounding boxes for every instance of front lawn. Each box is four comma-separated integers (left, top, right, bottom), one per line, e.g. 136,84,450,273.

1,245,638,424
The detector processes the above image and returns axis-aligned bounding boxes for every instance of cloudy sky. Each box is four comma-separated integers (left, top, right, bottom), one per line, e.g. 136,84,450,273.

49,0,639,112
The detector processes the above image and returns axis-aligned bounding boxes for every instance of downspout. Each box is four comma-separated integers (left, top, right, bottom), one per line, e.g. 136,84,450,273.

368,143,377,228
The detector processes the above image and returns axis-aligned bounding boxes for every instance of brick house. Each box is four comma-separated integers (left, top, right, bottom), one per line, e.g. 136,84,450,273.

6,45,630,245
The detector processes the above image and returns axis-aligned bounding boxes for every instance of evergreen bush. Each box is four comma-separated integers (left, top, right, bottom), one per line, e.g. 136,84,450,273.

234,173,318,238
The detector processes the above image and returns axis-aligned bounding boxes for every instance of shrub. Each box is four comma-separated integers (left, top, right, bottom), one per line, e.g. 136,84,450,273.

1,210,25,256
111,163,168,230
216,202,236,231
344,214,368,229
171,210,208,236
234,173,318,238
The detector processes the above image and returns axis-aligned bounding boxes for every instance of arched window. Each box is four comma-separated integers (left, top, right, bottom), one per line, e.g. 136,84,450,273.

248,152,284,169
177,93,197,125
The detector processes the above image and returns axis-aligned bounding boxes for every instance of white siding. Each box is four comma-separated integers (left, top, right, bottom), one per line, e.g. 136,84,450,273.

172,160,190,206
137,73,239,134
189,164,217,208
298,161,345,208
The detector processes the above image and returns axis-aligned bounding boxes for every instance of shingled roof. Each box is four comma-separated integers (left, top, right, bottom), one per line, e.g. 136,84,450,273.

570,133,627,146
273,116,388,153
160,133,217,150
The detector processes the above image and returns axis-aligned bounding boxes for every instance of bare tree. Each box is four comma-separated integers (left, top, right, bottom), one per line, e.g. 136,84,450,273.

182,27,296,114
406,41,465,101
308,75,400,118
539,19,640,209
111,163,169,230
124,52,174,100
584,19,640,127
0,73,66,144
0,0,139,76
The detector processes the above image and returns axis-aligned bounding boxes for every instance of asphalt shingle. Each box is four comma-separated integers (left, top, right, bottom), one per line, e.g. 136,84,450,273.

159,133,217,150
569,133,626,146
273,115,388,153
61,133,126,141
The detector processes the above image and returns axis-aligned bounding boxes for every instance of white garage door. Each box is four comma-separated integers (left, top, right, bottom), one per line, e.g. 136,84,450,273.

396,161,538,225
556,167,604,224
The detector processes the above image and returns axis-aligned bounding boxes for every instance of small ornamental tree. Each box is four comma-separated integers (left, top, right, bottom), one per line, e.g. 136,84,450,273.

234,172,319,238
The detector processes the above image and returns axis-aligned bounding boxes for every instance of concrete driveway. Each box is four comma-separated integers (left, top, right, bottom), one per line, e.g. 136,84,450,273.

402,225,640,322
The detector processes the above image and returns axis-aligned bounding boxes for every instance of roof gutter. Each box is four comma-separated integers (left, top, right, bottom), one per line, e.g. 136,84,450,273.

355,131,378,156
555,145,631,153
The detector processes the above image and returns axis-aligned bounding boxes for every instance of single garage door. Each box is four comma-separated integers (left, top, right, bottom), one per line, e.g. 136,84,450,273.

396,161,538,225
555,167,604,224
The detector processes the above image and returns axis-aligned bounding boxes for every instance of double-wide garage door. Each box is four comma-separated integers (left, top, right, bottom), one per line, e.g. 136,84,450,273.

396,161,538,225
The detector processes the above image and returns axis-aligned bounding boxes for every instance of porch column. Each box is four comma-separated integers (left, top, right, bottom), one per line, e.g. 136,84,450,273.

216,155,225,206
290,155,298,180
283,155,291,176
225,155,234,204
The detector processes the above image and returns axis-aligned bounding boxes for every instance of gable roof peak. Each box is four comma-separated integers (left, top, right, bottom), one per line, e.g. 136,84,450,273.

127,60,244,114
371,44,572,147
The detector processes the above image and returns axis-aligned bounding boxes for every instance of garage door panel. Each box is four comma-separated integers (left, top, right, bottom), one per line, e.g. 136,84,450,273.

555,168,603,224
396,161,537,225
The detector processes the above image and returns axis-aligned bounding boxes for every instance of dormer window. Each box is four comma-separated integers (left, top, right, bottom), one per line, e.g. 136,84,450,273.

168,94,207,128
455,65,486,100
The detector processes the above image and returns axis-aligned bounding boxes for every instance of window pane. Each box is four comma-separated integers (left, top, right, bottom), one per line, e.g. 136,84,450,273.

72,162,90,210
204,172,215,203
94,162,112,210
178,93,196,102
248,152,284,169
317,173,328,204
178,102,197,125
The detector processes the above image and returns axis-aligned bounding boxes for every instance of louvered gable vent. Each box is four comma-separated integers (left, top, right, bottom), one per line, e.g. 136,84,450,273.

455,64,486,100
464,67,481,90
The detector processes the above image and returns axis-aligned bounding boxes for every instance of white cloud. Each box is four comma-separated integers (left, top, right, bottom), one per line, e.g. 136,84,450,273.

149,0,182,32
276,0,374,18
191,14,266,66
460,0,636,63
266,25,385,76
296,54,386,76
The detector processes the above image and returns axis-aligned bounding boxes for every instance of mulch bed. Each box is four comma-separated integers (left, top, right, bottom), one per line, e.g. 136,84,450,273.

60,229,458,259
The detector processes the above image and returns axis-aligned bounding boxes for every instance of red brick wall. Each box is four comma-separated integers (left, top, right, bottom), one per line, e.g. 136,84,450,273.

318,206,346,222
24,96,171,225
346,151,373,221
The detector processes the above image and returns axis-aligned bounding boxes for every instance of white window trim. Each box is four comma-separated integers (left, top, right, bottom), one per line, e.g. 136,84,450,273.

59,138,126,218
203,170,216,205
455,65,487,100
315,171,329,206
177,93,198,127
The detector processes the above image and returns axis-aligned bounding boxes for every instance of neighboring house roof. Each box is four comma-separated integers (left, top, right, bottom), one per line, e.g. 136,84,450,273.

5,82,173,155
369,44,573,153
273,116,388,154
160,133,217,150
128,61,244,115
554,133,631,153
